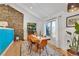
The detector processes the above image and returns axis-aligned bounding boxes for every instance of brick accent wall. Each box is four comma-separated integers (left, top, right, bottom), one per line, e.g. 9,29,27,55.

0,4,24,40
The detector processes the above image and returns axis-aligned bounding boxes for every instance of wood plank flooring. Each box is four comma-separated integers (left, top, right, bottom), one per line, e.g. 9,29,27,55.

48,41,74,56
3,40,73,56
4,40,22,56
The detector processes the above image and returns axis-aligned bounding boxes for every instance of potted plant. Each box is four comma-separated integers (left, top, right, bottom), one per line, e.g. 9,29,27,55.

67,22,79,55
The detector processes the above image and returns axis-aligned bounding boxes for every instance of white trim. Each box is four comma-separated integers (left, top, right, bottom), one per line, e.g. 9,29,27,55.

1,40,14,56
0,27,14,30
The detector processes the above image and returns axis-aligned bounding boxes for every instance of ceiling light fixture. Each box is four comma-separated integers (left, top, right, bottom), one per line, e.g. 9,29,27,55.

71,9,74,12
71,5,74,8
74,7,77,10
68,3,79,12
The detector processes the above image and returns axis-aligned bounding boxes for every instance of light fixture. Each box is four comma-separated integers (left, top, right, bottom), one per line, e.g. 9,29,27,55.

71,5,74,8
71,9,74,12
68,3,79,12
74,7,77,10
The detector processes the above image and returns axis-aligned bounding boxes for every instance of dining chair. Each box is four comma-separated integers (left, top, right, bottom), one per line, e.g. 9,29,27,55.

38,39,48,55
27,35,33,53
27,35,39,54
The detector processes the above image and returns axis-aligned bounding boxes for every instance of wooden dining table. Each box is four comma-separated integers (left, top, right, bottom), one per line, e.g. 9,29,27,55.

31,35,50,43
29,35,50,53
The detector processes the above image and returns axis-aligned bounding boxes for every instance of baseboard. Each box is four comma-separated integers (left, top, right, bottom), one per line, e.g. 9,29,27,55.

1,41,14,56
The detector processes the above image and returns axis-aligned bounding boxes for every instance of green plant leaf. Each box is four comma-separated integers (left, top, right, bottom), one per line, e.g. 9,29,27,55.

75,22,79,34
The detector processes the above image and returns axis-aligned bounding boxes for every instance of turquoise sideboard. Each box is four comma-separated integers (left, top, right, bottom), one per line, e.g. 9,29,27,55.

0,27,14,55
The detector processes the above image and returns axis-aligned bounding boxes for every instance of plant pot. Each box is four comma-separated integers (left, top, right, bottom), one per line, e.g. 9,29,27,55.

67,49,76,55
76,52,79,56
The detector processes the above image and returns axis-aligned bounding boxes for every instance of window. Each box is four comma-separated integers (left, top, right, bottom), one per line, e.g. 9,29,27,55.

46,22,51,36
44,18,59,46
44,20,57,41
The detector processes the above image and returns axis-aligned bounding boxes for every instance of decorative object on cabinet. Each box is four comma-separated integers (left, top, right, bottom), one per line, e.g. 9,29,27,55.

0,21,8,27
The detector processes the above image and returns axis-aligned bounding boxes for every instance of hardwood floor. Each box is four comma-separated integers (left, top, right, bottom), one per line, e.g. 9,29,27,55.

3,40,73,56
4,40,22,56
48,41,73,56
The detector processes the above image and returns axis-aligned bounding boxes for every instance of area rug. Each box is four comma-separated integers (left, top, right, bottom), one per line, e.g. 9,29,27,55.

21,41,60,56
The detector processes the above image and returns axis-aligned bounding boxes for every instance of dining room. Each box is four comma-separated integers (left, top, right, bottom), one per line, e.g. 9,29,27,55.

0,3,66,56
1,3,79,56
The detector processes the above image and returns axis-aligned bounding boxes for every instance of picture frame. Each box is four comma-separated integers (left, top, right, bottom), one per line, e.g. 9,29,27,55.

66,14,79,27
27,23,36,34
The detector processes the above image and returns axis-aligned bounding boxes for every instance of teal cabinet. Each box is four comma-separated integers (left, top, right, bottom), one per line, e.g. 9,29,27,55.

0,28,14,55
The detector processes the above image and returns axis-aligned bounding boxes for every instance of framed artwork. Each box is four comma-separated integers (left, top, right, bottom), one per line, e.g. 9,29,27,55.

27,23,36,34
66,14,79,27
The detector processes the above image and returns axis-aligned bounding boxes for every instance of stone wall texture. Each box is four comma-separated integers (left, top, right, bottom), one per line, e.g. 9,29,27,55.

0,4,24,40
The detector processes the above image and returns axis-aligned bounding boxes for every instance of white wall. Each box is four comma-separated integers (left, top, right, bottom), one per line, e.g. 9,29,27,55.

65,11,79,49
42,11,79,50
66,11,79,33
8,4,44,40
51,11,79,50
44,10,79,50
42,12,66,49
24,13,44,40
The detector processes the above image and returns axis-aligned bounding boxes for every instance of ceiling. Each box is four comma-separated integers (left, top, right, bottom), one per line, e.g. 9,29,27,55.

12,3,67,19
